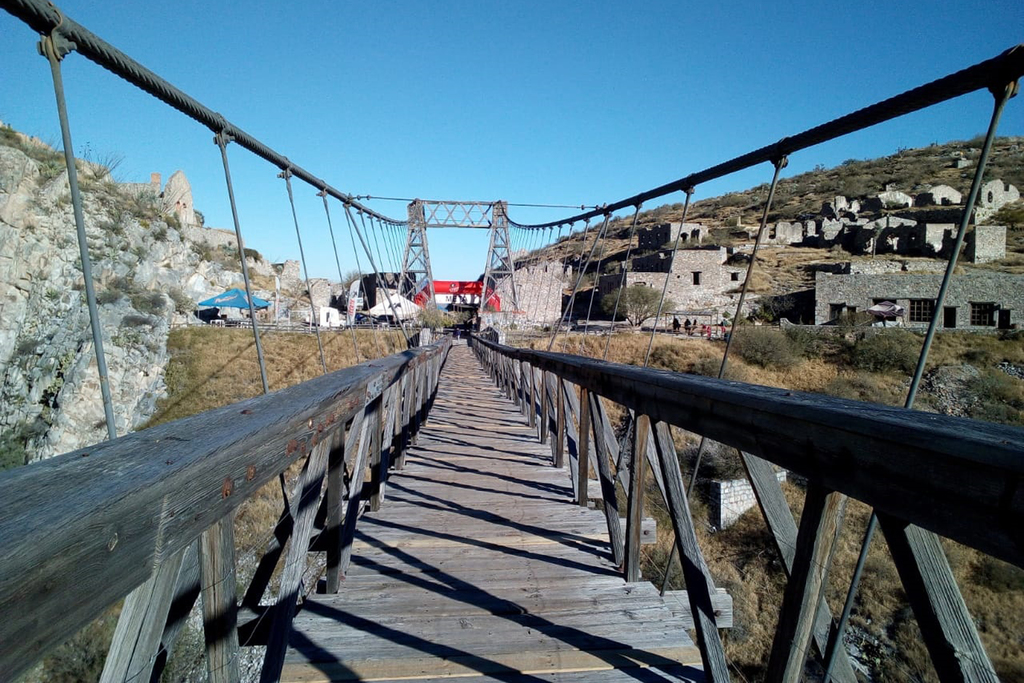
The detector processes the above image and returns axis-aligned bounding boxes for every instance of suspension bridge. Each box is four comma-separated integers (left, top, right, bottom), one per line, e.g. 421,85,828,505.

1,1,1024,681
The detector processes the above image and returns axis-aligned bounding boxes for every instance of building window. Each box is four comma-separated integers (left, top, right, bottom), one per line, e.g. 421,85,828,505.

692,272,702,286
908,299,935,323
829,303,845,320
970,302,996,326
731,272,740,282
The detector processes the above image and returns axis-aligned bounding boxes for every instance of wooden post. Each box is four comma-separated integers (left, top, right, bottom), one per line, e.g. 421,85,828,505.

589,392,625,567
326,420,349,593
739,451,858,683
878,515,998,682
368,389,388,513
261,438,331,683
200,514,240,683
765,484,847,683
624,414,649,582
539,370,549,444
651,422,730,681
100,545,190,683
577,387,591,507
554,378,566,469
561,380,582,501
338,403,374,576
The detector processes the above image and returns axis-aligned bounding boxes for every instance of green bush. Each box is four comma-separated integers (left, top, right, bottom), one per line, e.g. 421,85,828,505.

731,326,800,369
851,330,919,373
130,291,166,316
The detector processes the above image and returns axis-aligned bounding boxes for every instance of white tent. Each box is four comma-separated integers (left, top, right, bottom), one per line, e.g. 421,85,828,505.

368,290,419,320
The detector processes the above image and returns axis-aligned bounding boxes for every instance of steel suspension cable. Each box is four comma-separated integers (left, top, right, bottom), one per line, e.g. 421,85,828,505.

821,79,1018,681
340,203,382,358
538,225,567,343
602,206,643,360
659,156,787,597
643,188,695,366
215,132,270,394
360,212,395,354
38,31,117,439
547,217,593,352
319,191,361,362
573,216,613,354
347,205,412,349
281,169,328,374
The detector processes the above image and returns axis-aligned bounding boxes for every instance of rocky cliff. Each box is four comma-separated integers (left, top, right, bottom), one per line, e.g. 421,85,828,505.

0,126,258,465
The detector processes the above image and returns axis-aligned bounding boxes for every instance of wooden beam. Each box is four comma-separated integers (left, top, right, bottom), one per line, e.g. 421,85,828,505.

99,544,189,683
878,515,998,683
554,377,566,469
337,400,375,576
152,540,201,678
539,370,549,444
0,340,450,679
577,388,591,508
740,451,858,683
588,392,625,567
261,438,331,683
200,515,240,683
652,422,730,682
624,415,648,582
471,339,1024,567
765,484,847,683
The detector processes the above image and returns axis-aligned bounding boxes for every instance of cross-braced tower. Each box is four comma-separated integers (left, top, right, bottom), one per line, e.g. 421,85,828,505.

400,200,436,306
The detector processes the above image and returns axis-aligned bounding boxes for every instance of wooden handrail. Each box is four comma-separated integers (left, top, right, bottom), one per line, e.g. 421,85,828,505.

470,336,1024,569
0,338,451,679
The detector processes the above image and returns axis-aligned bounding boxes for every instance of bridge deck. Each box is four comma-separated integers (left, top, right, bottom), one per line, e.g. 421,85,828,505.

284,343,702,682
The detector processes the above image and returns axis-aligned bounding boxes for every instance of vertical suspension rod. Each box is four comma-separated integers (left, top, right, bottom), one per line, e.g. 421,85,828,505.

603,205,643,359
215,131,270,394
281,169,328,374
320,191,361,361
39,31,117,440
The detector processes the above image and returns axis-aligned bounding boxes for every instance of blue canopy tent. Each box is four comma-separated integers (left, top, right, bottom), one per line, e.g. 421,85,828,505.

198,288,271,309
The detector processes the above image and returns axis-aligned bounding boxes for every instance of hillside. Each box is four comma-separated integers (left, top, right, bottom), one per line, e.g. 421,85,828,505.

521,136,1024,307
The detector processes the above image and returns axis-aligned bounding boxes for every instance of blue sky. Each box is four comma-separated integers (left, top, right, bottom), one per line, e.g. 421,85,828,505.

2,1,1022,280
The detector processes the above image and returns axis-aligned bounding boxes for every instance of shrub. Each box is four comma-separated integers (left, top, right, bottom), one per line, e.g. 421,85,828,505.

243,247,263,262
731,326,800,369
169,288,194,315
851,330,919,374
130,291,166,316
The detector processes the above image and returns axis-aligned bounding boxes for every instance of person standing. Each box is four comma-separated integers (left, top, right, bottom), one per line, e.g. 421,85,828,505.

672,316,681,334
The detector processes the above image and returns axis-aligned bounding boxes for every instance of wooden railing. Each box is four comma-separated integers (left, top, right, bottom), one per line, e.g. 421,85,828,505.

470,334,1024,683
0,337,451,682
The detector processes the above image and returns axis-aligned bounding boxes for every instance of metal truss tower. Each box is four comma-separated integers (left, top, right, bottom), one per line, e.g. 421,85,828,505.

401,200,435,306
400,200,520,315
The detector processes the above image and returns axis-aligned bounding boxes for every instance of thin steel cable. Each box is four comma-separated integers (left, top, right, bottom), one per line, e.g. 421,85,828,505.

578,216,613,355
341,203,382,358
215,132,270,394
348,205,412,350
39,32,117,439
659,157,786,597
360,211,395,354
320,191,361,362
281,169,328,374
602,205,643,360
643,188,695,366
538,225,566,342
551,217,594,352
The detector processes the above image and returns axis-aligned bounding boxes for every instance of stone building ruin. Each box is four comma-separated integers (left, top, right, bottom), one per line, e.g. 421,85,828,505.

636,222,706,250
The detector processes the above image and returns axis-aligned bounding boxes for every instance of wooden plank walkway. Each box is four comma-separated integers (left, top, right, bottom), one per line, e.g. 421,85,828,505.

284,343,703,682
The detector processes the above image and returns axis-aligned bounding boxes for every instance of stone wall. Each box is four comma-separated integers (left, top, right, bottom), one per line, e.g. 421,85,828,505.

636,222,705,250
497,260,568,324
966,224,1006,264
814,270,1024,328
706,470,787,530
599,247,745,317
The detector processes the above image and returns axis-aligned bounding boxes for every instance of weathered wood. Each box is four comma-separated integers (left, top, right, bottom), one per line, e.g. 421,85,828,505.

261,438,332,683
0,339,449,679
152,540,201,676
539,370,549,444
338,402,375,576
652,422,730,682
577,388,591,508
588,391,625,566
370,383,399,512
740,451,858,683
471,338,1024,568
766,484,847,683
100,544,189,683
878,515,998,683
554,377,566,469
325,424,347,594
663,589,733,630
560,380,582,501
624,415,648,582
200,514,240,683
